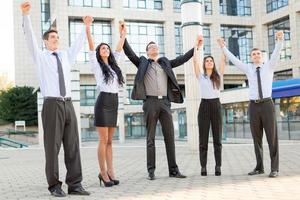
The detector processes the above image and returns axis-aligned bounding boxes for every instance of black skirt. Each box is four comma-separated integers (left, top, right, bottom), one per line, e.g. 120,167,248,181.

94,92,118,127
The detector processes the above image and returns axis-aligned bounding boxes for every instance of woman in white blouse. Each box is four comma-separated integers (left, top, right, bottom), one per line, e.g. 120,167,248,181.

193,35,225,176
86,17,126,187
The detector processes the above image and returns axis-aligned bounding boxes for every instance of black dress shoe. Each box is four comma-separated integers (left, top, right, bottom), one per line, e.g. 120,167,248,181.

248,169,265,176
201,167,207,176
148,172,155,180
269,171,278,178
50,188,66,197
68,186,90,196
215,166,221,176
169,171,186,178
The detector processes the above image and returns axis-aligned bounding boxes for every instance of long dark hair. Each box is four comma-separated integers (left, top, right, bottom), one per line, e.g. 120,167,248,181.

202,56,220,90
95,43,124,86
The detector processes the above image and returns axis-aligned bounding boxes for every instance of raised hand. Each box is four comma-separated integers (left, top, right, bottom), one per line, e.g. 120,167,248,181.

275,31,284,41
119,20,126,37
20,1,31,15
83,16,94,27
195,35,203,49
217,37,226,48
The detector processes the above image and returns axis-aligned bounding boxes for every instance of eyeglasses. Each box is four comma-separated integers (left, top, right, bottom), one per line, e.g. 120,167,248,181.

147,44,158,50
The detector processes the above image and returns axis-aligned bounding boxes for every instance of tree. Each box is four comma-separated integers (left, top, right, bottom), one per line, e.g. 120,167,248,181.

0,86,38,126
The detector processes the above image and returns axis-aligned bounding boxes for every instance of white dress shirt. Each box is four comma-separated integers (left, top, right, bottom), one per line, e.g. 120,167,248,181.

222,41,283,100
89,51,122,94
198,73,221,99
22,15,86,98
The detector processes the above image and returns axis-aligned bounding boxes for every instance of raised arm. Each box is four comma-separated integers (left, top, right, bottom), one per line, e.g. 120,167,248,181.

219,52,226,76
115,21,126,53
217,38,249,74
67,16,89,65
170,48,194,68
119,22,140,67
193,35,204,79
85,16,94,51
268,31,284,68
21,2,41,63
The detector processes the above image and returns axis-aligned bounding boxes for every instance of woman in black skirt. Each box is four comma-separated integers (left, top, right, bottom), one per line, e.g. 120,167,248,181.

193,36,226,176
86,17,125,187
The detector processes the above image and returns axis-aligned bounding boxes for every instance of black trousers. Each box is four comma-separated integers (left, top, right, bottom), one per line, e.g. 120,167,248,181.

142,97,178,174
249,99,279,171
42,99,82,192
198,98,222,168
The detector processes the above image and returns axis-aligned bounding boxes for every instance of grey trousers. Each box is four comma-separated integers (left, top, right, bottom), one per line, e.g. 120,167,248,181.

249,99,279,172
142,97,178,174
41,98,82,192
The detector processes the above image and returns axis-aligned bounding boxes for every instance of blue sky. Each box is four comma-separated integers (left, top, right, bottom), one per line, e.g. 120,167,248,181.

0,1,14,81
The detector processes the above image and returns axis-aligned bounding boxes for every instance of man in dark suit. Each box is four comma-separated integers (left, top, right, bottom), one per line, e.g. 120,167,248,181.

120,22,201,180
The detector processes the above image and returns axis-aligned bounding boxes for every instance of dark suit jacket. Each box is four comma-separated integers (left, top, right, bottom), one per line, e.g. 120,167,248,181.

123,39,194,103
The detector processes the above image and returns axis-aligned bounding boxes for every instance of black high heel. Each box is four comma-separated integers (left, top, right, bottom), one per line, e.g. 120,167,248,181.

98,174,114,187
108,174,120,185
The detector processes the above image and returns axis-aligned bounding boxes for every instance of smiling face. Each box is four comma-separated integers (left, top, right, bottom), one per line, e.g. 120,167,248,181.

146,42,159,58
43,30,59,51
204,56,215,70
250,48,263,65
98,44,111,58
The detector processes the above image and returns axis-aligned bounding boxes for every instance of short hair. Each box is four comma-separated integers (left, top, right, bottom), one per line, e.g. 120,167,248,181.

250,48,262,54
43,29,58,40
146,41,156,51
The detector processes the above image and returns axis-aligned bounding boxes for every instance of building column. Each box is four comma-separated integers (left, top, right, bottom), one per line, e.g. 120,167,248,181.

290,11,300,77
181,0,203,150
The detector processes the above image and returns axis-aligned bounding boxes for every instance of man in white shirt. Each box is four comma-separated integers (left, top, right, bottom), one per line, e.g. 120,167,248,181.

21,1,91,197
218,31,284,178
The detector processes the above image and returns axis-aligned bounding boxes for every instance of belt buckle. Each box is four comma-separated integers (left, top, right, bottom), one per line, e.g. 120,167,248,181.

254,99,260,103
158,95,163,99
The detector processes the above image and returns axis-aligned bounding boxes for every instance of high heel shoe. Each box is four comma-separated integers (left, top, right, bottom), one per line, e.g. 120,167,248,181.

108,174,120,185
98,174,114,187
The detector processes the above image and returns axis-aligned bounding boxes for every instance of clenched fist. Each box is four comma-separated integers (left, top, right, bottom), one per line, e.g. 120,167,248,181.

20,1,31,15
275,31,284,41
217,37,226,48
119,20,126,37
83,16,94,26
195,35,203,49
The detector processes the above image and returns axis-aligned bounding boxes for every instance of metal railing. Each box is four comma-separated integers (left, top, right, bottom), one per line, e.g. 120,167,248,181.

0,137,28,148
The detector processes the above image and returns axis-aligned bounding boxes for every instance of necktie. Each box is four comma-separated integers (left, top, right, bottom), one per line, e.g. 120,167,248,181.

256,67,263,99
52,52,66,97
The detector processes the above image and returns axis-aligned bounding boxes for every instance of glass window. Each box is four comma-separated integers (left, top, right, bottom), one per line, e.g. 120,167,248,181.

68,0,110,8
221,25,253,64
173,0,212,15
267,17,291,61
175,23,211,56
124,0,162,10
69,19,112,63
40,0,51,48
80,85,97,106
219,0,251,16
125,21,165,57
266,0,288,13
274,69,293,80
